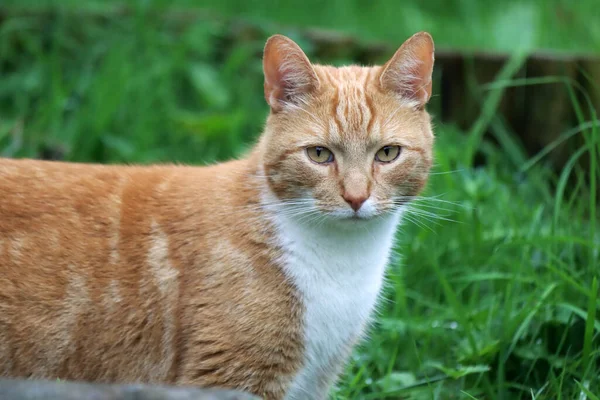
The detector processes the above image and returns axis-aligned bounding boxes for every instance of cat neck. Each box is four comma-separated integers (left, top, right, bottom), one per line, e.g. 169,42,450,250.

260,188,402,276
259,187,402,398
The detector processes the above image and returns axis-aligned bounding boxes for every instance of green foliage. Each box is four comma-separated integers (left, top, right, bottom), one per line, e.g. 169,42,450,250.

5,0,600,52
1,3,599,399
334,121,599,398
0,10,266,163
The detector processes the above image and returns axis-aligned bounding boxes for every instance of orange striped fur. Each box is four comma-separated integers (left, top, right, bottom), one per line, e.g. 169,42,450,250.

0,32,435,399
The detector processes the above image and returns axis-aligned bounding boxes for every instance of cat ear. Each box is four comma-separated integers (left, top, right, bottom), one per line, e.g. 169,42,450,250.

379,32,435,107
263,35,319,112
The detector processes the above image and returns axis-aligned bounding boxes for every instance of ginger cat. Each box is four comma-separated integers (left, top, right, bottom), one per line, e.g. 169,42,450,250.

0,32,435,399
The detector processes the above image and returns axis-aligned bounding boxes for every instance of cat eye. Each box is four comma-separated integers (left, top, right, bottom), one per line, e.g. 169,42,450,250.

375,145,401,163
306,146,334,164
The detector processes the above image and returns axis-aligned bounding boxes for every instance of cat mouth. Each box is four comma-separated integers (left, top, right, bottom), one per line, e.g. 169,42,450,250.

313,205,382,221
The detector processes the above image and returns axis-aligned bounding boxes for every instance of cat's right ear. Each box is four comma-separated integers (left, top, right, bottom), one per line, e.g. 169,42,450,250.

263,35,319,112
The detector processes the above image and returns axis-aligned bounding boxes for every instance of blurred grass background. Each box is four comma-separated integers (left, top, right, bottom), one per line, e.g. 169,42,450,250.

1,1,599,399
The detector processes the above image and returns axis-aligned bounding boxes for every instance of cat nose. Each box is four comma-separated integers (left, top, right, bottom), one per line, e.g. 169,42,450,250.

342,193,368,212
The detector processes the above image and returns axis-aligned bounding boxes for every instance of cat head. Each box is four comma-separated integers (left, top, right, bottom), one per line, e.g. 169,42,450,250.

259,32,435,223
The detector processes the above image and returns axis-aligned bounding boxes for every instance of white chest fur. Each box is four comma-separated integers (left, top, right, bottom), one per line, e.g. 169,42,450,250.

270,210,401,400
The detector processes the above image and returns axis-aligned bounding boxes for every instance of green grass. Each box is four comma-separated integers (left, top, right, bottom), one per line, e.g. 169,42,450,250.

1,3,599,399
5,0,600,53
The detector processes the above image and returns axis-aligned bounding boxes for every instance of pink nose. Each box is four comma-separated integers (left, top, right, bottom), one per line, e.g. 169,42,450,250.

342,194,368,212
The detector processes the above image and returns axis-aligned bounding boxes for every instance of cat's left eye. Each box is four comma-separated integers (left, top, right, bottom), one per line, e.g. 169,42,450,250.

375,145,401,163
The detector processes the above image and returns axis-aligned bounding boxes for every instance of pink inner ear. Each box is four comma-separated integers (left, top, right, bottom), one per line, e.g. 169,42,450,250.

404,54,433,104
380,32,434,106
263,35,318,111
263,46,286,106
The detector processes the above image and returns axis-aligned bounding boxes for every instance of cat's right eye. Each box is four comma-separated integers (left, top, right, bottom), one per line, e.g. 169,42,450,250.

306,146,334,164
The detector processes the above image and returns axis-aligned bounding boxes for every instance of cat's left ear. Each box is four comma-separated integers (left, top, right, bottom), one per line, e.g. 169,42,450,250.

379,32,435,108
263,35,319,112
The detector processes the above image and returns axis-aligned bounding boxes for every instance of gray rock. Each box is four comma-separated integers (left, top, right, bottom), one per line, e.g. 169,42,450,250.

0,379,260,400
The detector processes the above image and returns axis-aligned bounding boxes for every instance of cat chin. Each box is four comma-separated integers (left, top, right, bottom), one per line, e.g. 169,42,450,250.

307,211,402,234
332,211,377,221
319,209,395,226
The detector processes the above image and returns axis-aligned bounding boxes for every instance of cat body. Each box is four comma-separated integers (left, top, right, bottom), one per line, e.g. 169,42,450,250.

0,158,302,397
0,32,435,399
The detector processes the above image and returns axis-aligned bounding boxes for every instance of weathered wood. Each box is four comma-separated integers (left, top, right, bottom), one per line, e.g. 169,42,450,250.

0,379,260,400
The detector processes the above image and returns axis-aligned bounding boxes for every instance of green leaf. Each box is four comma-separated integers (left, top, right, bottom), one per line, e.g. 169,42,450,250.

428,362,490,379
376,372,417,391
